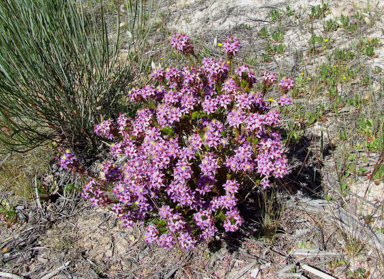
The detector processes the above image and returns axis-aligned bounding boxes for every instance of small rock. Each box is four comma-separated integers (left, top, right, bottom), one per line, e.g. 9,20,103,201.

251,267,260,278
128,235,135,243
37,254,48,263
121,259,132,270
44,174,54,184
114,238,129,254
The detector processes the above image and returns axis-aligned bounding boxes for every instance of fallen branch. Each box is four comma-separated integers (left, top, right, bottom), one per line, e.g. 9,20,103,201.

277,264,309,279
302,264,337,279
0,272,25,279
40,261,71,279
0,153,11,167
291,248,345,257
288,198,384,251
164,268,177,279
230,261,257,279
34,175,43,211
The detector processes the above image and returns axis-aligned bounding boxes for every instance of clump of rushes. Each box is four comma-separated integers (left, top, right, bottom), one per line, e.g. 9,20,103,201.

0,0,155,153
60,34,294,251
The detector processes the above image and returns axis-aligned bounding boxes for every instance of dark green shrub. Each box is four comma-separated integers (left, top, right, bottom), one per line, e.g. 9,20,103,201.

0,0,155,153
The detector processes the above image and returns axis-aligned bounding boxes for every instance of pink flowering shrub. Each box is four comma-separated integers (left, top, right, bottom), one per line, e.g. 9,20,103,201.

60,33,294,251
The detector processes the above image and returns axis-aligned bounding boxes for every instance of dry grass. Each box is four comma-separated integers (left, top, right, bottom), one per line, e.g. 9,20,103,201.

0,143,53,200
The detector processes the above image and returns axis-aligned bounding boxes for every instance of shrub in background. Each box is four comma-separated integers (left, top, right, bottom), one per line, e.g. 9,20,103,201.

0,0,156,153
60,34,294,250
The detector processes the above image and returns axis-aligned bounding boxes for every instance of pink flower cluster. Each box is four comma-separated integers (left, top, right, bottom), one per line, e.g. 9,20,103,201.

59,149,78,169
278,94,293,106
279,77,295,92
262,72,277,87
64,35,294,251
170,33,194,55
223,37,241,59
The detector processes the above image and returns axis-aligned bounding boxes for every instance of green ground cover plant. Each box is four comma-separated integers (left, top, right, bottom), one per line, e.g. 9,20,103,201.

309,3,329,20
0,199,17,225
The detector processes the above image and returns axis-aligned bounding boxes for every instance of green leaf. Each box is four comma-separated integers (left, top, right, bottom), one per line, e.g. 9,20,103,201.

192,111,201,119
161,126,175,136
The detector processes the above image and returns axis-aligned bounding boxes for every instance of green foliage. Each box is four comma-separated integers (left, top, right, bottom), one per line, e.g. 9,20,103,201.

357,38,381,57
270,9,282,21
0,142,52,199
261,53,272,63
357,117,383,152
271,27,284,42
242,23,251,30
265,41,286,55
284,120,304,144
305,110,322,126
346,268,371,279
0,0,156,153
371,165,384,181
309,33,323,45
258,188,285,243
365,46,375,57
308,33,324,54
309,3,329,19
333,48,356,62
258,27,269,38
324,19,339,31
339,13,360,32
340,13,350,27
347,94,363,108
0,199,17,224
285,5,294,17
326,259,346,273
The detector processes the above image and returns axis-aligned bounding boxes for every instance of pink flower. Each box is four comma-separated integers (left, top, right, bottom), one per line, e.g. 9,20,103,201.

227,109,245,127
145,225,158,243
151,67,166,81
189,134,203,150
75,36,292,251
94,119,115,139
224,208,243,232
237,64,250,79
165,67,182,84
262,72,277,86
202,57,228,83
102,161,122,182
177,232,196,250
59,150,78,169
223,180,240,194
202,97,219,114
222,78,239,94
223,37,241,58
200,152,219,177
170,33,194,55
279,77,295,91
278,94,293,106
159,205,173,219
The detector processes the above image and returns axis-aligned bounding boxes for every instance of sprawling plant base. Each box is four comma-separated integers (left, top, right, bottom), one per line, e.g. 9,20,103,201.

60,34,293,251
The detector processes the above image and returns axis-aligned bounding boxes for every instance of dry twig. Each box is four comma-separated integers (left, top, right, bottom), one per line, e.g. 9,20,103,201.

0,272,25,279
40,261,71,279
301,264,337,279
